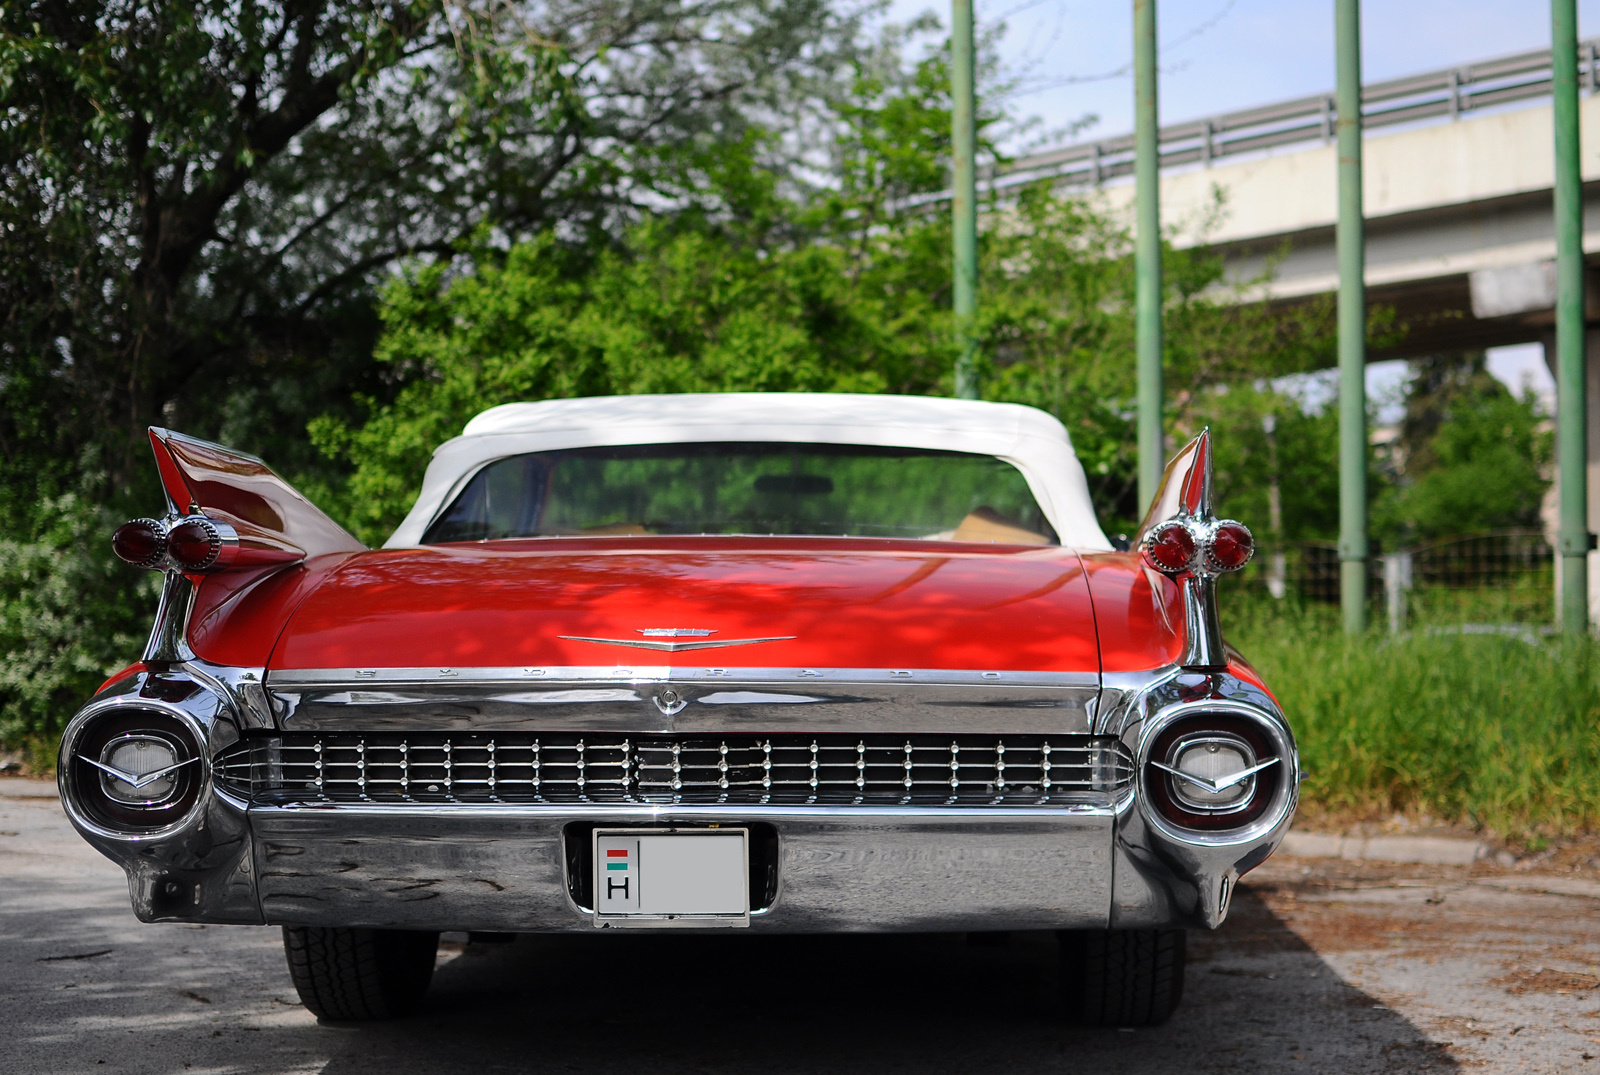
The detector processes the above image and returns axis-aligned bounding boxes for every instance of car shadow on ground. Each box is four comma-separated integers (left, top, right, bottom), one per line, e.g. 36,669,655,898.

303,888,1456,1075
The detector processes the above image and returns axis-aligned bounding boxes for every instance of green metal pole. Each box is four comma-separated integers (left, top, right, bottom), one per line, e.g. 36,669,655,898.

1134,0,1163,505
1554,0,1590,635
1335,0,1367,634
951,0,979,399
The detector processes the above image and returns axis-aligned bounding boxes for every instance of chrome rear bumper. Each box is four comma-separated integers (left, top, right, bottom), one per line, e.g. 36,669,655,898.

249,802,1117,933
59,661,1298,934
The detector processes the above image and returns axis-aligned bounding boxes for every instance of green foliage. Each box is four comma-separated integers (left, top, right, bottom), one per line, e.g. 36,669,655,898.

1374,353,1552,545
0,489,156,763
980,191,1336,530
316,47,1336,542
1189,385,1341,543
311,220,938,542
0,0,867,528
1229,595,1600,839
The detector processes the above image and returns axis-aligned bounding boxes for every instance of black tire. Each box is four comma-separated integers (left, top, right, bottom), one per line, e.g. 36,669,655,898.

1059,928,1186,1026
281,926,439,1021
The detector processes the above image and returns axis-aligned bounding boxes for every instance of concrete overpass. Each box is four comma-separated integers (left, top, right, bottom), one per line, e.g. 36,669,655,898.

984,42,1600,620
993,40,1600,359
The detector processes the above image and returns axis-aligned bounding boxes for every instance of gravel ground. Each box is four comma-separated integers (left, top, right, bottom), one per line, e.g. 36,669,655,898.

5,778,1600,1074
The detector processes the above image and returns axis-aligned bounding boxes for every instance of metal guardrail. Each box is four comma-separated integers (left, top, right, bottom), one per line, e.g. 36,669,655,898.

910,39,1600,207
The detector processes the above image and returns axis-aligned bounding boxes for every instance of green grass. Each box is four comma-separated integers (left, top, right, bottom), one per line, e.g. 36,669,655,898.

1403,565,1556,626
1224,590,1600,841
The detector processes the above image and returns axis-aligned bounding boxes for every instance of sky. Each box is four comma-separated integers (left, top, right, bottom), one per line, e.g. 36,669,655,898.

870,0,1578,406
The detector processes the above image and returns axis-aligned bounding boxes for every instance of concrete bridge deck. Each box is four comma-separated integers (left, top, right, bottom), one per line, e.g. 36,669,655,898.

989,40,1600,361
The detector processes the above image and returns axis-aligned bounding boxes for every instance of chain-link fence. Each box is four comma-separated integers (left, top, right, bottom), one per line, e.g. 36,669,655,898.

1241,530,1555,631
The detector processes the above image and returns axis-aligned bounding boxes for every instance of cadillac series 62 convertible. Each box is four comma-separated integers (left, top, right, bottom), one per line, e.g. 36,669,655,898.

60,393,1296,1025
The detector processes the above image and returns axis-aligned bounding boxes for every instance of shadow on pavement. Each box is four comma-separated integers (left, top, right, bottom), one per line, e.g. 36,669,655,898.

299,888,1456,1075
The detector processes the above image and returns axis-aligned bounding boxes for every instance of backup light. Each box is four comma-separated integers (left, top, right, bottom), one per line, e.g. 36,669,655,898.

1144,715,1284,832
1152,735,1278,811
89,735,194,805
65,709,204,834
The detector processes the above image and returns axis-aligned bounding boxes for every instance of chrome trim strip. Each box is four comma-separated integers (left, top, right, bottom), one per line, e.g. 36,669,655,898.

1095,665,1182,737
251,800,1118,820
558,635,797,652
1179,575,1225,669
268,674,1102,734
266,666,1101,688
182,661,274,729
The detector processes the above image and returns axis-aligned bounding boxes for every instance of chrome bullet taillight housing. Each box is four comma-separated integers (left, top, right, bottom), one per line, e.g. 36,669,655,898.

1140,517,1255,578
111,515,239,574
1133,429,1257,671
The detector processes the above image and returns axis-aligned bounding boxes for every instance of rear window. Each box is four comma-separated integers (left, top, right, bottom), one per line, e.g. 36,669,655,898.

422,442,1055,545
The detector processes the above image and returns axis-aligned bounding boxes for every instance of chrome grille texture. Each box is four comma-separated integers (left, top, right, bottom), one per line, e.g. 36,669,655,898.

217,733,1132,806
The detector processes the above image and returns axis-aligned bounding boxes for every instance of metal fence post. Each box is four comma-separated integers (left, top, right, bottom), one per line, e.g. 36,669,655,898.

1553,0,1590,634
1135,0,1163,506
1336,0,1368,634
1383,551,1412,635
1263,413,1286,599
951,0,980,400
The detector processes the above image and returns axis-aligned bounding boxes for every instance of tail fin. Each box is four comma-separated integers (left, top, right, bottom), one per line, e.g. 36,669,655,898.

1135,429,1213,543
148,428,364,562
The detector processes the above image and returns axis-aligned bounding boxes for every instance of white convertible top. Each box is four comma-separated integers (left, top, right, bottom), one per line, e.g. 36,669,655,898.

386,393,1112,550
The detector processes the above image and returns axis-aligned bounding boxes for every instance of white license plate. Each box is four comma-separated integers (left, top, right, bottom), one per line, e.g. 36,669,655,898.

592,828,750,927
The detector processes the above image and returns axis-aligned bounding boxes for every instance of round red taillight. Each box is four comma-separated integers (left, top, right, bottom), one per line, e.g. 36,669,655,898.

166,518,223,572
1204,520,1255,573
1142,521,1197,574
111,519,167,569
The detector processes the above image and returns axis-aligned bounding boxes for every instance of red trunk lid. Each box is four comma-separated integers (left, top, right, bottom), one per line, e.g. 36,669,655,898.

261,537,1102,674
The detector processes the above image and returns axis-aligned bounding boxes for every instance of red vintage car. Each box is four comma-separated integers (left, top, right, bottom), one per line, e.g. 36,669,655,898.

59,393,1296,1025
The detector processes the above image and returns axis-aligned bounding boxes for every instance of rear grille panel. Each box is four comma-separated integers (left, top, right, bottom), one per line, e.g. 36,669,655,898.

217,733,1133,806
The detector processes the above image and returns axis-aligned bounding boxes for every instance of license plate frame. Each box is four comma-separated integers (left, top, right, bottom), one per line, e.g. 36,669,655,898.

591,827,750,928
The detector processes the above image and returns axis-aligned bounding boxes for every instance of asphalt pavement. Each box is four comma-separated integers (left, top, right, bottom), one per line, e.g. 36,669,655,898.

6,778,1600,1074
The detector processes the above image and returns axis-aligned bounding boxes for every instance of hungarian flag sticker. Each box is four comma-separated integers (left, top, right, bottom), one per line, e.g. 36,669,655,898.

597,838,639,911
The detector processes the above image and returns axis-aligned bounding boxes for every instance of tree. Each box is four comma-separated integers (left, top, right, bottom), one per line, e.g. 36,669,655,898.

1374,352,1552,544
319,41,1336,542
1,0,862,494
0,0,865,756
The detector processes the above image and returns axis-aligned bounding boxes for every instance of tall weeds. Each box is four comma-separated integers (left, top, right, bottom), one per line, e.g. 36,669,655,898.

1226,594,1600,838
